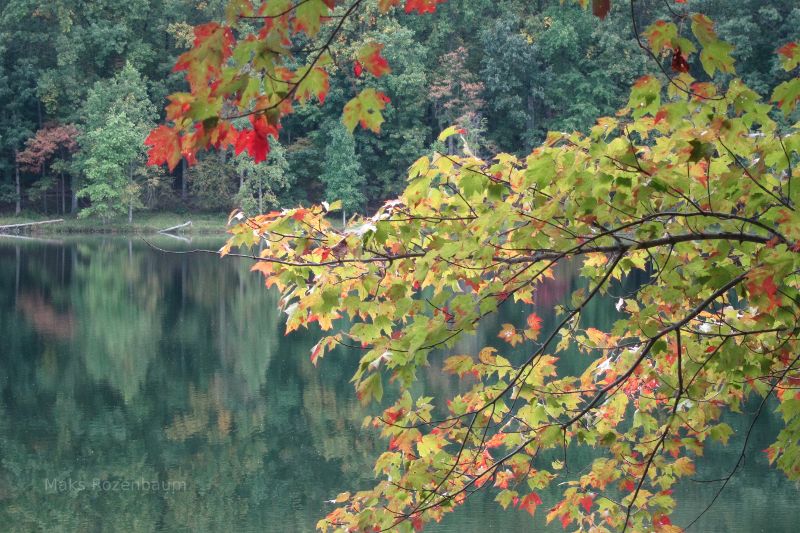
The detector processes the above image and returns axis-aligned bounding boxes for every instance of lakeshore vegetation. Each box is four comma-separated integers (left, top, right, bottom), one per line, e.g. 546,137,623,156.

3,0,800,532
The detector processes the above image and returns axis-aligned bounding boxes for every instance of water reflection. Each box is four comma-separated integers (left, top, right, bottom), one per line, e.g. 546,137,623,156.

0,237,795,532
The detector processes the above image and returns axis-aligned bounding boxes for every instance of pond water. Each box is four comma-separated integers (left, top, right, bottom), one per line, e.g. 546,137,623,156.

0,236,795,532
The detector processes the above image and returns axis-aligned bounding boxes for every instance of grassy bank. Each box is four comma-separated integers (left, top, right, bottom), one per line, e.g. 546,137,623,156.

0,212,228,235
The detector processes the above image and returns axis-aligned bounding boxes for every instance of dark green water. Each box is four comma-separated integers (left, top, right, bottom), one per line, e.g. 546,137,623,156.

0,236,795,532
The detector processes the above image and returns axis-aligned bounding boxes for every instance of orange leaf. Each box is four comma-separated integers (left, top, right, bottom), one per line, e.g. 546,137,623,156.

518,492,542,516
145,125,182,171
356,43,392,77
525,312,543,340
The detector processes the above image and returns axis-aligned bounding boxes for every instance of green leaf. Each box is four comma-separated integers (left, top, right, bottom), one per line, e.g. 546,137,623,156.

342,89,390,133
699,40,735,77
772,79,800,116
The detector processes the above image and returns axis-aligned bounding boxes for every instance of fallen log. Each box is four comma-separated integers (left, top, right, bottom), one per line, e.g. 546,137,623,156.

157,232,192,244
0,233,64,245
0,219,64,232
158,220,192,234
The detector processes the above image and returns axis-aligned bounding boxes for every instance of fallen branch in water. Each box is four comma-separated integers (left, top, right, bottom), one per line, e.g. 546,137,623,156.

0,219,64,232
158,221,192,234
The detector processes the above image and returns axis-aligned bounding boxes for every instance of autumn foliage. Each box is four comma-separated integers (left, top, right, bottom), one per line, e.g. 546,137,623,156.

16,124,79,173
144,0,419,170
150,1,800,532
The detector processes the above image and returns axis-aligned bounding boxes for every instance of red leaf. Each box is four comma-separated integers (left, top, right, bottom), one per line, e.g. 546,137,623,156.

234,114,279,163
518,492,543,516
778,42,798,58
592,0,611,19
234,129,268,163
671,47,690,72
404,0,446,14
145,126,182,171
526,312,543,340
655,515,672,526
357,43,392,77
526,312,542,332
579,495,593,513
354,60,363,77
560,513,571,529
484,433,506,449
747,274,781,311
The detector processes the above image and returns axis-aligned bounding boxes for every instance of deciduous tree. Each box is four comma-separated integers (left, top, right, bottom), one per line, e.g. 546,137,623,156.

150,1,800,531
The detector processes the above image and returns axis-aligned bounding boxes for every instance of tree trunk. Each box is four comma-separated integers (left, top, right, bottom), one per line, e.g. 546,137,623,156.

14,149,21,215
71,175,78,213
527,92,536,138
60,172,66,214
128,164,133,224
342,208,346,227
181,158,188,201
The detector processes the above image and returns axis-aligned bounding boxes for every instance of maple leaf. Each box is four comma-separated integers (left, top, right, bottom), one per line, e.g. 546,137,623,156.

644,20,678,54
747,274,782,311
777,41,800,71
293,0,331,36
145,125,182,171
498,323,523,346
292,208,308,221
691,14,718,46
525,312,543,340
671,47,690,72
342,88,391,133
592,0,610,20
517,492,542,516
296,67,330,104
356,43,392,77
579,495,593,513
404,0,446,14
165,93,194,121
484,433,506,449
443,355,474,377
353,60,363,77
378,0,402,11
772,79,800,115
234,114,279,163
174,22,234,87
699,39,735,77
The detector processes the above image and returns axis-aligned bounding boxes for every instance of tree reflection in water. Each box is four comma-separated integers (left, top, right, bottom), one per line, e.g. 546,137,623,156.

0,238,794,532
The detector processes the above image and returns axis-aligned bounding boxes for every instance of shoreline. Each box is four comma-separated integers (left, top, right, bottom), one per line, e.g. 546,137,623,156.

0,213,229,236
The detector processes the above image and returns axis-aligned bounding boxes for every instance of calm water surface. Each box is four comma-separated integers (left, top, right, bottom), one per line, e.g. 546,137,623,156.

0,236,795,532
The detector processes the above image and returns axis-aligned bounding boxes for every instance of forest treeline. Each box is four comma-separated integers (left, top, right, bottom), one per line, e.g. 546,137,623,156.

1,0,797,221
